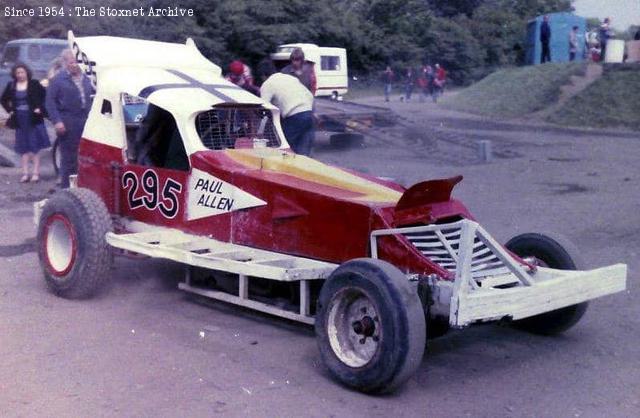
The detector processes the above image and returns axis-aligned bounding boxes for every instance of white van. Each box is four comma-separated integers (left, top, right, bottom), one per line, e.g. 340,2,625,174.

271,43,348,98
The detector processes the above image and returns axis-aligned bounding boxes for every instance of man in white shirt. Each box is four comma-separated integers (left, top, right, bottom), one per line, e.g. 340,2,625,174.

259,61,315,156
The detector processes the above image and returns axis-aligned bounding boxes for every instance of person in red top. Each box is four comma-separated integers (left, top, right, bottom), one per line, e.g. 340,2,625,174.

432,63,447,103
225,60,260,96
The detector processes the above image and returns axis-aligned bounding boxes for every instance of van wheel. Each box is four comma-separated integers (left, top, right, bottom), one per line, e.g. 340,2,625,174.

506,233,588,335
315,258,426,393
37,188,113,298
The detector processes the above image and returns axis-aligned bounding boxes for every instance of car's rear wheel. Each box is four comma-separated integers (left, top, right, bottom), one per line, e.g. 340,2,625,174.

315,258,426,393
506,233,588,335
37,188,113,298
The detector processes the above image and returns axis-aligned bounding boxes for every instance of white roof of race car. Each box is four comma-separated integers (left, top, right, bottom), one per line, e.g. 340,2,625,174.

69,32,270,116
99,66,267,118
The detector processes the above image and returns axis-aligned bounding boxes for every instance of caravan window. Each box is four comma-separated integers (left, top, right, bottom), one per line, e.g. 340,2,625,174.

321,56,341,71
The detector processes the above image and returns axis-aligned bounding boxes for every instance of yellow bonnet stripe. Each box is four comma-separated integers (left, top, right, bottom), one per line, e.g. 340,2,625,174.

225,149,402,203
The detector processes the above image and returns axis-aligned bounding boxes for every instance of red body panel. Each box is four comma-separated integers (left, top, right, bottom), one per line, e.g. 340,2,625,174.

78,139,473,279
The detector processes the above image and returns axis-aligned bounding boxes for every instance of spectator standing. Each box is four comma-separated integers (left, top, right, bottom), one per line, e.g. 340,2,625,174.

417,65,429,102
281,47,317,96
402,68,415,102
426,64,435,97
225,60,260,96
432,64,447,103
569,25,579,61
46,49,94,189
260,61,315,156
1,63,50,183
599,17,613,60
540,15,552,63
635,28,640,41
382,66,394,102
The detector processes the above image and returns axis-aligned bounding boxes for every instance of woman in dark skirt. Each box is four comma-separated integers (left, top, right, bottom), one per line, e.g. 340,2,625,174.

1,63,50,182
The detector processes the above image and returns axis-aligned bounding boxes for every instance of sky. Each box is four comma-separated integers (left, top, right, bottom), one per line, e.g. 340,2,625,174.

573,0,640,30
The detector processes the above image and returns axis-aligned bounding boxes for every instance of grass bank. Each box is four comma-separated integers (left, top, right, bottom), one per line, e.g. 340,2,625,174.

546,66,640,130
441,62,586,117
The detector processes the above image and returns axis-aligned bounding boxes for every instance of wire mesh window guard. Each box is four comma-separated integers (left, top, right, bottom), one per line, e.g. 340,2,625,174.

196,105,281,150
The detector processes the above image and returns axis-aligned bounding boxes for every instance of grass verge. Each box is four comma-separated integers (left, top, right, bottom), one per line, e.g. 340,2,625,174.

546,66,640,130
441,62,587,117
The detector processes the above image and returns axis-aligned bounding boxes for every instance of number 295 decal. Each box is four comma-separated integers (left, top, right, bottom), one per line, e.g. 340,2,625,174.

122,170,182,218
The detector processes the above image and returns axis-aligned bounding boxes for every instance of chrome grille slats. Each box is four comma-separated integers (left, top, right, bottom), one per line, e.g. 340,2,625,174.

403,223,508,279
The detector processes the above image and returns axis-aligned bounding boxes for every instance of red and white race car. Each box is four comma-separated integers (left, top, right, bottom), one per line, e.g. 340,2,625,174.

35,33,627,394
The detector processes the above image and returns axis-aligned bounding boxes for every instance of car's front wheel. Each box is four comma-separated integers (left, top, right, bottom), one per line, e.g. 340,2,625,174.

315,258,426,393
37,188,113,298
506,232,588,335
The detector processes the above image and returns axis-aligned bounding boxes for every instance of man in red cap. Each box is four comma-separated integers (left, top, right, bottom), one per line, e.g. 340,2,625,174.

225,60,259,95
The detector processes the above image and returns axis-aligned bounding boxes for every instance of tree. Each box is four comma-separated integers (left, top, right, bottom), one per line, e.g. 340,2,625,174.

0,0,580,85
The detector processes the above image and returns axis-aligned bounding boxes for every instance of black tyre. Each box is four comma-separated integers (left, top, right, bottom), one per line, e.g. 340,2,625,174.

506,233,588,335
315,258,426,393
37,188,113,299
52,137,60,176
417,277,449,339
329,133,365,149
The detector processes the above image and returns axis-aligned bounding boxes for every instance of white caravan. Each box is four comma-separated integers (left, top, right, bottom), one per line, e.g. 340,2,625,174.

271,43,348,98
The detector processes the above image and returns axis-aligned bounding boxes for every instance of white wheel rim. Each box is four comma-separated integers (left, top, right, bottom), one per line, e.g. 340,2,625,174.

45,215,75,275
327,288,381,368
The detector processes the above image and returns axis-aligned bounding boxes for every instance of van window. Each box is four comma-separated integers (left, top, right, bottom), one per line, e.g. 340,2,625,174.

41,44,66,62
321,56,341,71
277,46,297,54
2,46,20,65
28,44,41,61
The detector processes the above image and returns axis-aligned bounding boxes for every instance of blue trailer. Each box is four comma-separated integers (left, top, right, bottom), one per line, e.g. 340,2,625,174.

525,13,587,65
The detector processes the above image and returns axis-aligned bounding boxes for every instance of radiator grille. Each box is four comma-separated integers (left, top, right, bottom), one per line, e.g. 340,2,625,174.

196,106,281,150
404,226,510,279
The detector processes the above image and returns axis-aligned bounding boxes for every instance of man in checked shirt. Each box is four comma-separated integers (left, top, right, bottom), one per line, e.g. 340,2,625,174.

46,49,95,188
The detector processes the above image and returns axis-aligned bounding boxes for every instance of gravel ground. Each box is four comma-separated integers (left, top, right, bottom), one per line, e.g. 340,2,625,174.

0,98,638,417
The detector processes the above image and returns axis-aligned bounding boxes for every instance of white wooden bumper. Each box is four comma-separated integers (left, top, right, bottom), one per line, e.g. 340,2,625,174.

451,263,628,327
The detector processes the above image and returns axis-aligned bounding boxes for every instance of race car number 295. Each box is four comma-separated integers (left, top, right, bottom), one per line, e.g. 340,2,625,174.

122,169,182,218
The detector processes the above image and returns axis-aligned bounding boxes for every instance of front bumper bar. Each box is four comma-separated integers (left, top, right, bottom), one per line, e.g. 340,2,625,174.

452,263,627,327
370,219,628,328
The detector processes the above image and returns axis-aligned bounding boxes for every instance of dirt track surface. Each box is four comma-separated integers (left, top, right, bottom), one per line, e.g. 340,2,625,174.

1,99,639,417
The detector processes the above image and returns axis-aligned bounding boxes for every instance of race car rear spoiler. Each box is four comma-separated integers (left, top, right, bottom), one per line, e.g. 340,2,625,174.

393,176,464,225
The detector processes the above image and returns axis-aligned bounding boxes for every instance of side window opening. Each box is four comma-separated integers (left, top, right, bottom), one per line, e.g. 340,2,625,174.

121,94,189,171
196,105,281,150
101,100,112,116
